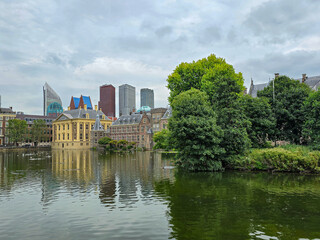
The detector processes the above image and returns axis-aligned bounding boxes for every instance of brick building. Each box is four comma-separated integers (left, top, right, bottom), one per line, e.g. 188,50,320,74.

150,108,167,133
108,112,152,149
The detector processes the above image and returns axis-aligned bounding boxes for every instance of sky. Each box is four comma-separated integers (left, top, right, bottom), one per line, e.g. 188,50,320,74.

1,0,320,116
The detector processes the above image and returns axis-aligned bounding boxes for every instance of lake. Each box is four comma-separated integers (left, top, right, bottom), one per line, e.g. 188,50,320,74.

0,149,320,240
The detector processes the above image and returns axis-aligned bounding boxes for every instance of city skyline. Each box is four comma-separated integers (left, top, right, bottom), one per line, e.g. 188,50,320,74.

1,0,320,114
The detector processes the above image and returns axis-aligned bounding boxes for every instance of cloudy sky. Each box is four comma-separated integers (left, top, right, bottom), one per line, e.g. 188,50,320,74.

1,0,320,115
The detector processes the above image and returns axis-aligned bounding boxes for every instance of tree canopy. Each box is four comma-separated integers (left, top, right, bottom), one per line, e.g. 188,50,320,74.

7,119,27,145
169,89,224,171
258,76,311,144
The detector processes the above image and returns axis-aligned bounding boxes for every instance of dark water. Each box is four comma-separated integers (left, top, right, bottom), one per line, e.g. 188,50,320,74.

0,150,320,240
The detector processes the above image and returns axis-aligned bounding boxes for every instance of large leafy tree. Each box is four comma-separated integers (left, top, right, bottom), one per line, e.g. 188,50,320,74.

240,95,276,148
31,119,46,146
169,89,224,171
167,54,244,104
303,90,320,149
258,76,311,144
7,119,27,145
167,54,250,162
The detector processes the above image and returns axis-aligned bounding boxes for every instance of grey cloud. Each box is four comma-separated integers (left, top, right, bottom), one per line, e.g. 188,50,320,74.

155,26,173,38
244,0,320,44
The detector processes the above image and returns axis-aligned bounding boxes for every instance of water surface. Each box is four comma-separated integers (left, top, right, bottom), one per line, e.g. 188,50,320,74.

0,150,320,240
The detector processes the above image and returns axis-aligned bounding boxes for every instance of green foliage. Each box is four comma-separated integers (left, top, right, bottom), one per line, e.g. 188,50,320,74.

258,76,311,144
153,129,171,150
234,146,320,173
169,89,224,171
31,119,46,145
208,77,251,158
7,119,27,145
303,90,320,149
98,137,112,145
240,95,276,148
167,54,244,104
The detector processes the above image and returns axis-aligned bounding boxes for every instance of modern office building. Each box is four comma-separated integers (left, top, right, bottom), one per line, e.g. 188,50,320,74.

140,88,154,108
119,84,135,116
43,82,63,117
98,84,115,117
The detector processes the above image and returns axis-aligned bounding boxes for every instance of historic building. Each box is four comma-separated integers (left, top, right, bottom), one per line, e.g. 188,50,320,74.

43,82,63,117
150,108,167,133
119,84,135,116
90,114,108,148
15,113,55,146
159,107,172,131
140,88,154,108
108,112,152,149
52,105,112,149
69,95,93,110
249,73,320,98
99,84,115,117
0,107,16,146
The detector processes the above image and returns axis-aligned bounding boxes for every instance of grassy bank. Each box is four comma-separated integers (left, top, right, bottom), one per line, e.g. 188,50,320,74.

232,145,320,173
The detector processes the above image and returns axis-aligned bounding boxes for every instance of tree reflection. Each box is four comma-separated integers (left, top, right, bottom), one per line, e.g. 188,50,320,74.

154,171,320,240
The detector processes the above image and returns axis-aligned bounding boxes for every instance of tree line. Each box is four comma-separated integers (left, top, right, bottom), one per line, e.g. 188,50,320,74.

7,119,48,146
154,54,320,171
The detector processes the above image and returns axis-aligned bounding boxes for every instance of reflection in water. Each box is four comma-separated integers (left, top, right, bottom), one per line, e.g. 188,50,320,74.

1,150,320,240
154,171,320,240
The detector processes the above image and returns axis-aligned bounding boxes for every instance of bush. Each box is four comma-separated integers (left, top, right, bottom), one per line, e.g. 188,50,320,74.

235,147,320,173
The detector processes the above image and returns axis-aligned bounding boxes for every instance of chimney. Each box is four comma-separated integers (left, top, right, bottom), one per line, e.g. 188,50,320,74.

95,105,98,111
79,106,82,110
68,106,70,110
132,107,136,113
275,73,279,79
84,104,87,110
302,74,307,83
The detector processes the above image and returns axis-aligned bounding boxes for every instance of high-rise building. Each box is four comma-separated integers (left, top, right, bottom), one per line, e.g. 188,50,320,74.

119,84,135,116
140,88,154,108
98,84,115,117
43,82,63,117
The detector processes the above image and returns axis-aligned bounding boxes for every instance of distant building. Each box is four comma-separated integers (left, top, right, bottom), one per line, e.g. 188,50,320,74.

249,73,320,98
90,114,108,148
140,88,154,108
0,107,16,145
16,113,55,146
69,95,93,110
108,112,152,149
150,108,167,133
52,104,112,149
43,82,63,117
119,84,135,116
99,84,115,117
159,107,172,131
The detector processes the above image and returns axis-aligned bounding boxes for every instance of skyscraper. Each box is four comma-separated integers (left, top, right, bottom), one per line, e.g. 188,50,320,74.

43,82,63,117
98,84,115,117
140,88,154,108
119,84,135,116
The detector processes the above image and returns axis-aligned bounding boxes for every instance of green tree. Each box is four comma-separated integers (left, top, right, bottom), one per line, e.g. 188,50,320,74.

98,137,112,145
303,90,320,149
31,119,46,146
7,119,27,145
167,54,244,104
169,89,224,171
258,76,311,144
153,129,171,151
240,95,276,148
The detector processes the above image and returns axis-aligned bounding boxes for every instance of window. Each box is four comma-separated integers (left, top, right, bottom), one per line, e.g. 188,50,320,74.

163,124,166,129
80,133,83,140
67,133,69,140
127,126,129,132
80,124,83,130
86,124,89,130
143,119,146,123
59,125,60,130
142,135,144,141
63,125,65,130
86,133,88,140
67,124,69,130
137,136,139,141
141,126,144,132
63,133,65,140
58,134,60,140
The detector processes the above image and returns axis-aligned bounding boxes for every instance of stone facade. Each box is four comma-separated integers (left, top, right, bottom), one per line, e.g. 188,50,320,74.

150,108,167,133
0,107,16,146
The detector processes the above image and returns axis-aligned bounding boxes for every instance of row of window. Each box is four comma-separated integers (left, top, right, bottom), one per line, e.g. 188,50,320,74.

111,135,144,142
111,126,147,133
56,133,89,141
56,123,108,131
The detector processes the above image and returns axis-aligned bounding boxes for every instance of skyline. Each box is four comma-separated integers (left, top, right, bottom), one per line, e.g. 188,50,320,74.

1,0,320,114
